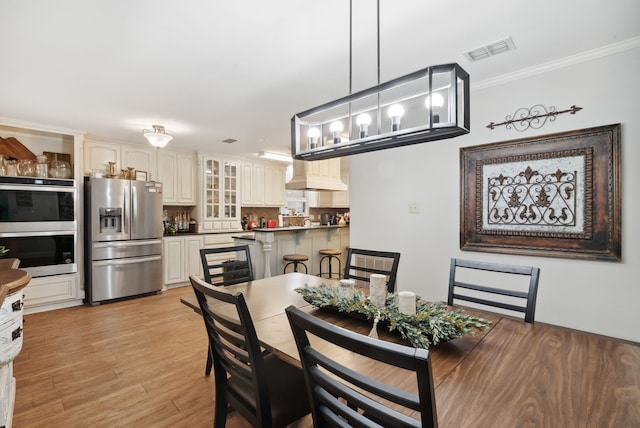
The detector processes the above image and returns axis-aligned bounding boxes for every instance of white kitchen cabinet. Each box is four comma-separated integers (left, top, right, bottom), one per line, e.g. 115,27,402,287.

121,145,156,179
163,234,238,286
240,162,264,206
199,155,241,232
163,235,204,286
83,141,120,173
240,160,286,207
84,140,157,179
158,150,196,205
184,235,204,279
202,233,236,249
163,237,185,285
264,163,286,206
23,274,81,314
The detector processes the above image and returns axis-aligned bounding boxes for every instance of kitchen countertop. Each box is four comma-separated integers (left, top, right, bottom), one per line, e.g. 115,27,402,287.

163,225,349,238
163,230,245,237
252,224,349,232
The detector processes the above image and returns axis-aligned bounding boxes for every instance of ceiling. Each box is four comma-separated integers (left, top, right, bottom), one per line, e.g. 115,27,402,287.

1,0,638,161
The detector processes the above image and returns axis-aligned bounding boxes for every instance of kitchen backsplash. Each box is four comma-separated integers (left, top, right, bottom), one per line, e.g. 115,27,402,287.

241,207,280,222
309,208,347,221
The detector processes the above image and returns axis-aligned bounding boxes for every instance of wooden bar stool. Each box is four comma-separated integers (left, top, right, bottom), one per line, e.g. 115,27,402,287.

318,248,342,279
283,254,309,274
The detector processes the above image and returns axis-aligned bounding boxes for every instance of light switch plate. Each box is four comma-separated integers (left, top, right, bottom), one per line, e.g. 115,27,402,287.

408,202,419,214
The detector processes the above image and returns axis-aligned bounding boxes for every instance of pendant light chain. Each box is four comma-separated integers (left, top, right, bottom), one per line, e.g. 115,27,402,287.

376,0,381,132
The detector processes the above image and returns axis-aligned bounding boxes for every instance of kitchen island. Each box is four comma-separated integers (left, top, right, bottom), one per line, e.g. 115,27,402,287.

234,225,349,279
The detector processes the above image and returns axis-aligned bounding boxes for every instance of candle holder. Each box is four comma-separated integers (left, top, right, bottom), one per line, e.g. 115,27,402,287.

398,291,416,315
369,274,387,308
338,279,355,299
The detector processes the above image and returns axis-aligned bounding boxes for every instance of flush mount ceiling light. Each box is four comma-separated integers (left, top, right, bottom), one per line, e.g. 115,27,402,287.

142,125,173,148
258,151,293,163
291,0,470,161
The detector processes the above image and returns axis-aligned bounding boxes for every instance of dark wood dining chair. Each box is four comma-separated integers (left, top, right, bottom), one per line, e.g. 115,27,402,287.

199,245,254,376
190,276,310,428
285,305,438,428
447,258,541,323
200,245,254,286
343,248,401,292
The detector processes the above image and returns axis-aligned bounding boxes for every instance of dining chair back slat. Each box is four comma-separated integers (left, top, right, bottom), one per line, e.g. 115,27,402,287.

447,258,540,323
286,305,438,428
200,245,254,286
343,248,401,292
190,276,310,427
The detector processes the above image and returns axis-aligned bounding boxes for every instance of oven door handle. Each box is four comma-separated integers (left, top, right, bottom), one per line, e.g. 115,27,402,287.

0,184,75,193
0,230,76,238
92,255,161,267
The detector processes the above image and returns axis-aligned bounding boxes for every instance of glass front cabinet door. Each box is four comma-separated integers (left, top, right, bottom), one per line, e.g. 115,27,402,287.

201,156,240,231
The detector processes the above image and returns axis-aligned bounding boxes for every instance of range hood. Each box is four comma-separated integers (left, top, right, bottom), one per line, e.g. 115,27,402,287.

285,159,347,191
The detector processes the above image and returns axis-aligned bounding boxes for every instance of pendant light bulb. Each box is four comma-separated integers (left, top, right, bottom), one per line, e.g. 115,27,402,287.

388,104,404,131
425,93,444,109
308,127,321,149
356,113,371,138
329,121,344,144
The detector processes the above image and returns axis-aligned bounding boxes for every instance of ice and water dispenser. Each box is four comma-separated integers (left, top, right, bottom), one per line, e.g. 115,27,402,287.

99,208,122,234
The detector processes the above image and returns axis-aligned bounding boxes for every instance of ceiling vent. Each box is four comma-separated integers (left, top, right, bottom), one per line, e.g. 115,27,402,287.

464,37,516,62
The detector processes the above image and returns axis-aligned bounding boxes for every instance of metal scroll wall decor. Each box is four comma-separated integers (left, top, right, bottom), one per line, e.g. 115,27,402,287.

460,124,621,261
486,104,582,131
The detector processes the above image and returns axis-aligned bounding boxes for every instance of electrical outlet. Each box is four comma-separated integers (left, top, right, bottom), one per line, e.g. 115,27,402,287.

408,203,419,214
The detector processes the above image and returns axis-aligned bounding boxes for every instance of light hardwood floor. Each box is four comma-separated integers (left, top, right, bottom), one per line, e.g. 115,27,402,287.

13,286,309,427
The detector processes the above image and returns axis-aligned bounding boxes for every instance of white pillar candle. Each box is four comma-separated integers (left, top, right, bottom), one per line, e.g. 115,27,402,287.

369,274,387,308
339,279,355,299
398,291,416,315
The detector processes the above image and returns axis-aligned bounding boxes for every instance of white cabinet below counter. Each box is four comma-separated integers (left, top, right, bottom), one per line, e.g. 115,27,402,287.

23,274,82,314
162,233,238,287
162,235,203,287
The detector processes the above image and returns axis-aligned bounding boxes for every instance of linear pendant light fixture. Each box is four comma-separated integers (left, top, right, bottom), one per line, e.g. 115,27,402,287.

291,1,470,161
143,125,173,148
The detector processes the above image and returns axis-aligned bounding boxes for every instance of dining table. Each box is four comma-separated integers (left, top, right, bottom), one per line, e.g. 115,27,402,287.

181,272,640,427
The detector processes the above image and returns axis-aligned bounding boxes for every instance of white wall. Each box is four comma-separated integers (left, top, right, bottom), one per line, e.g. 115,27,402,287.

349,46,640,342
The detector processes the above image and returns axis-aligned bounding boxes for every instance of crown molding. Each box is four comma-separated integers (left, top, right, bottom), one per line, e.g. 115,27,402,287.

472,36,640,90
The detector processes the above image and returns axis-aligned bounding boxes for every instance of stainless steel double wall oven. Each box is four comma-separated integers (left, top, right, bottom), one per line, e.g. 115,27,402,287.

0,176,77,277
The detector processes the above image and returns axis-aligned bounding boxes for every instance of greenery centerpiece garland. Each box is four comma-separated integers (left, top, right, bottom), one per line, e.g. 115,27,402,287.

295,283,492,349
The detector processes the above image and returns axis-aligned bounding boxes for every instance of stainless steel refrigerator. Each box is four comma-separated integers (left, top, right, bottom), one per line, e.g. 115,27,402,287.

84,177,163,305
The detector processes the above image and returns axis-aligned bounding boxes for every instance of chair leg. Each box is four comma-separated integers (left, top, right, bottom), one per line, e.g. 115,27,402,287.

213,394,228,428
205,347,213,376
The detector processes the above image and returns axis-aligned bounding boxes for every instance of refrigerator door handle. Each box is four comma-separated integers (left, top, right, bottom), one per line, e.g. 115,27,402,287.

93,239,162,249
92,255,162,267
123,181,130,236
131,184,137,235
